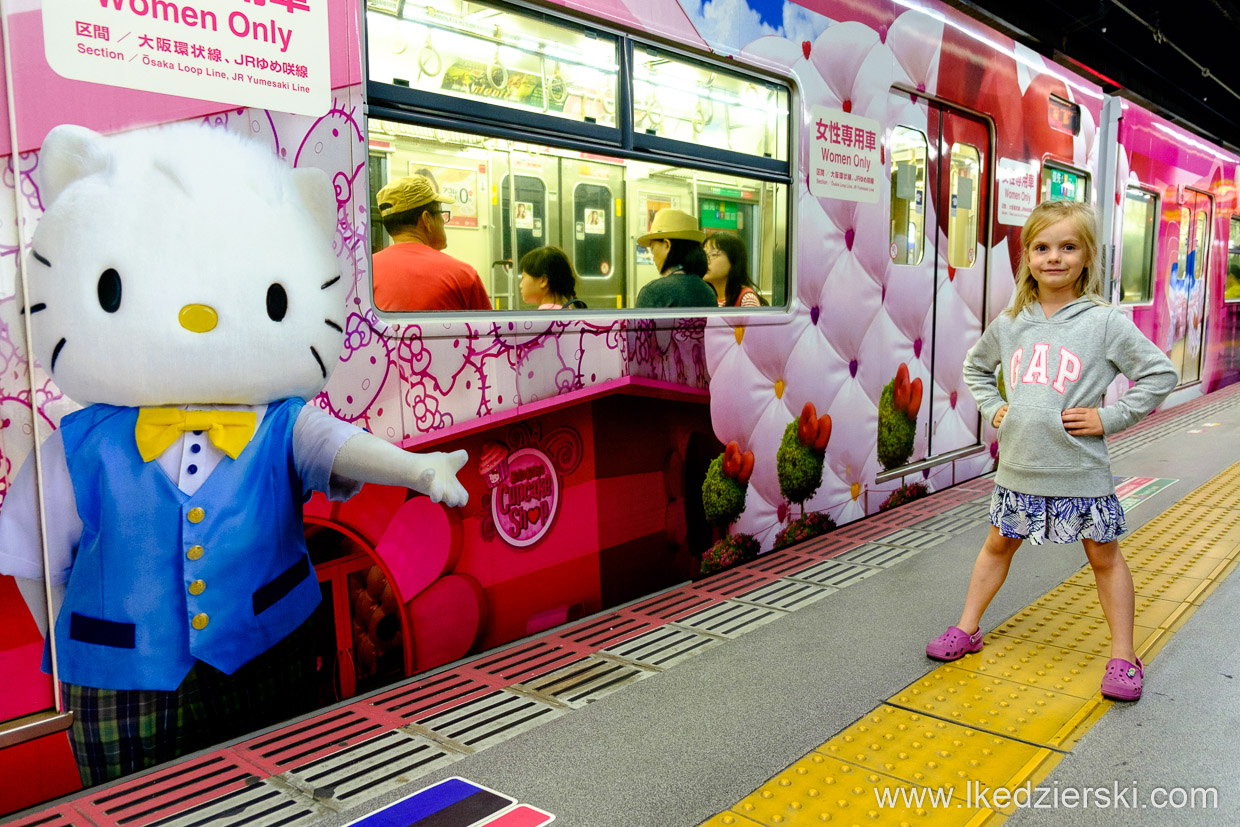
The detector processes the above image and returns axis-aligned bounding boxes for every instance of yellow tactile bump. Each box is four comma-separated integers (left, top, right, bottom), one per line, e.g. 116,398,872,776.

991,607,1160,658
1063,566,1207,604
1033,586,1185,629
1122,543,1234,579
816,705,1051,796
889,666,1098,748
1124,506,1240,559
729,751,990,826
949,636,1103,700
698,811,764,826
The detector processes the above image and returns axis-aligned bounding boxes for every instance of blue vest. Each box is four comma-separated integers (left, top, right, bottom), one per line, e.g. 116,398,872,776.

52,398,321,690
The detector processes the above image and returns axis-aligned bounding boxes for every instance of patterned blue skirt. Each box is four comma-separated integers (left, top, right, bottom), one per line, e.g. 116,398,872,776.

989,484,1127,545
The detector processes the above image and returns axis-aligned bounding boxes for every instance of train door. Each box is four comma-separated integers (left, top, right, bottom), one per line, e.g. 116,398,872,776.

562,160,625,308
1167,188,1211,385
491,150,560,310
927,108,989,456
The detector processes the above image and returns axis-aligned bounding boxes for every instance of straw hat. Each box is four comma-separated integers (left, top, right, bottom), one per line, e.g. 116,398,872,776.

375,174,454,217
637,208,705,247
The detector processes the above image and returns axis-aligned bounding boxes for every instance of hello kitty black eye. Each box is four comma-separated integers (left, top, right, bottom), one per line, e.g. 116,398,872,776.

98,268,121,313
266,283,288,322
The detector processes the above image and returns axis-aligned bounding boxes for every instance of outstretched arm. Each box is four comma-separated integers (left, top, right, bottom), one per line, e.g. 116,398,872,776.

332,431,469,507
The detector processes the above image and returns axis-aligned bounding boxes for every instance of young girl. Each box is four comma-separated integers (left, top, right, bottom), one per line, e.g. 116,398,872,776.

519,246,582,309
704,232,765,307
926,200,1177,702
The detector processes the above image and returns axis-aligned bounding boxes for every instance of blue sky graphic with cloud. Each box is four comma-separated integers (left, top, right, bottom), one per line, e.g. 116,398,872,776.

677,0,830,54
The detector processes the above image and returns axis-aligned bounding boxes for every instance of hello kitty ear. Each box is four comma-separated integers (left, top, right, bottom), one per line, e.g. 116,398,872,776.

39,124,110,208
292,167,337,239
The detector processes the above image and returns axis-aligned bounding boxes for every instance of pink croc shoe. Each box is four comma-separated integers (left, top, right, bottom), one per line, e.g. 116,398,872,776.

1101,657,1144,701
926,626,984,661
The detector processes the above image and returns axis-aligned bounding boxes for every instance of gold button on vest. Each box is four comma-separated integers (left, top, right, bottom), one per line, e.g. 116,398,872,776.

187,507,205,523
188,580,206,596
187,545,204,561
191,613,209,630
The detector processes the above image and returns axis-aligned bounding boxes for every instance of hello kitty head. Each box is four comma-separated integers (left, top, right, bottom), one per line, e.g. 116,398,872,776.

25,122,347,407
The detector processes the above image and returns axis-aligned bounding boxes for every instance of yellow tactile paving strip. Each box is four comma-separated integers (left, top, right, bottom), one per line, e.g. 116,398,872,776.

702,461,1240,827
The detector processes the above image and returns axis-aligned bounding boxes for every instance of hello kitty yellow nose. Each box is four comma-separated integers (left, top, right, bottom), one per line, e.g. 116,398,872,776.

179,304,218,333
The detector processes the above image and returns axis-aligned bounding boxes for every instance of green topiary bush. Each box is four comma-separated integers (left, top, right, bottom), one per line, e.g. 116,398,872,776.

702,455,748,526
877,380,916,470
700,533,761,576
777,420,824,506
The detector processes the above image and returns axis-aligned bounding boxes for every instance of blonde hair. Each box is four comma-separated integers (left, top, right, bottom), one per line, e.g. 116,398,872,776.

1008,200,1107,318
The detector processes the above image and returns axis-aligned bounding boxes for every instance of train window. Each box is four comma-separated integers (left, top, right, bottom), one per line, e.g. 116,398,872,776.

368,118,789,311
632,49,788,163
889,126,927,266
1228,218,1240,300
364,0,793,315
947,142,980,268
1119,187,1157,303
1041,164,1088,203
367,1,619,129
1047,95,1081,136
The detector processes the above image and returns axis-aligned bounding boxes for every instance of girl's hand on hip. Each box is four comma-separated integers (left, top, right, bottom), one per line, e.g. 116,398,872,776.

1062,407,1103,436
992,404,1009,428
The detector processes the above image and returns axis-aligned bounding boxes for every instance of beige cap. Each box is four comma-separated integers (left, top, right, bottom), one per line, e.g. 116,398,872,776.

636,208,705,247
375,174,455,217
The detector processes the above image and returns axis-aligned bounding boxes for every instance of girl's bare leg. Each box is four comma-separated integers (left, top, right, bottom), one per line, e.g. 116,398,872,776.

957,526,1024,633
1083,538,1137,663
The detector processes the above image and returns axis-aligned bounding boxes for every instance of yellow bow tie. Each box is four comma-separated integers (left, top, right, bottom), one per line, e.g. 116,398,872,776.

134,408,257,462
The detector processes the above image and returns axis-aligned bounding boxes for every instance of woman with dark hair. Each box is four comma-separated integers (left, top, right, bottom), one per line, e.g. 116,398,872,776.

634,209,716,308
704,232,764,307
519,246,584,309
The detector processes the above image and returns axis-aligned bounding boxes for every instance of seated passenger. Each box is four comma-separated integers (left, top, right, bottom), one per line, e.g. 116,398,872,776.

520,246,585,309
634,209,717,308
704,232,766,307
372,174,491,312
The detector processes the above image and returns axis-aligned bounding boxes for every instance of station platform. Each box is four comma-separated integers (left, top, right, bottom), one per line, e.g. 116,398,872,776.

7,383,1239,827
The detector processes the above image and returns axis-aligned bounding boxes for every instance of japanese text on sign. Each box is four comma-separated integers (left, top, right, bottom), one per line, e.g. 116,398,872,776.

44,0,329,117
808,106,880,204
997,158,1038,226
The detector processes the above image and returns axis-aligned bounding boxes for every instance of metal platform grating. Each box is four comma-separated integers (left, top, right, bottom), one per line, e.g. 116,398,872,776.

514,656,653,708
831,542,923,568
368,672,497,723
281,729,459,809
601,625,723,669
915,511,983,536
672,600,786,639
690,566,777,597
731,578,836,611
74,754,268,827
745,549,816,577
465,639,584,684
786,558,882,588
869,526,953,549
413,690,565,751
5,806,86,827
626,588,718,622
554,612,654,651
137,779,323,827
235,708,385,775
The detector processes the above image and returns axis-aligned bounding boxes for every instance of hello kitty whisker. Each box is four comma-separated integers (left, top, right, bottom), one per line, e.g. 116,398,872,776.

20,303,46,315
50,338,66,372
325,319,343,333
309,345,326,378
32,250,51,267
321,275,340,290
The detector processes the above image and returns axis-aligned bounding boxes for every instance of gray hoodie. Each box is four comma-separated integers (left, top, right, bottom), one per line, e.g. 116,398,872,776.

963,297,1178,497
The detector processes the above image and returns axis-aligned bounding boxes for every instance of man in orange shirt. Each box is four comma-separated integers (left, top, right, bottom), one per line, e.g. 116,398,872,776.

372,174,492,311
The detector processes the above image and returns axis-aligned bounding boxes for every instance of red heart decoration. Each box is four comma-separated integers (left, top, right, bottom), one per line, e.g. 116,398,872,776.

797,401,819,446
526,505,542,524
813,414,832,451
738,451,755,484
907,377,923,419
802,40,811,59
723,441,742,478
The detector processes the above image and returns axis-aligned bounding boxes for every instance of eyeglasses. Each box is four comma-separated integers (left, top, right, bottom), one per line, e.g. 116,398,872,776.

433,210,451,223
705,250,724,260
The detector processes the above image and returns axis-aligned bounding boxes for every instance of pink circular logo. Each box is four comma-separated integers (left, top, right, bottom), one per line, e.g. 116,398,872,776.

491,448,560,548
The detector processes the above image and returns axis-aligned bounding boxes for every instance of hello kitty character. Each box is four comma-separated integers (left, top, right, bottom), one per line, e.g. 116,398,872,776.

0,123,468,786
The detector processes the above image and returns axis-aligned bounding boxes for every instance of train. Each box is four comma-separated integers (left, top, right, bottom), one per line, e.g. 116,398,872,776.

1,0,1237,813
